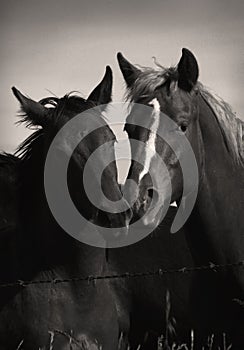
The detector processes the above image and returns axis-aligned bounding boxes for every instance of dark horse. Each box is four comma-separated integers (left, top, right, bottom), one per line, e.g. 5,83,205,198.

117,49,244,348
0,67,130,349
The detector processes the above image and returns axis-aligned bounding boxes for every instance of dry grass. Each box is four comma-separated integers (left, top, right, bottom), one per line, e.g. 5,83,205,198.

15,291,233,350
15,330,232,350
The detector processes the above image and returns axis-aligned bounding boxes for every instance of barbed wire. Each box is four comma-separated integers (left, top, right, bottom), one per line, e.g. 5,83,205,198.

0,260,243,289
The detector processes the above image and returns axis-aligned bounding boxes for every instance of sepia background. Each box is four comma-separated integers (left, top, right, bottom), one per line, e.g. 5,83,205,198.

0,0,243,181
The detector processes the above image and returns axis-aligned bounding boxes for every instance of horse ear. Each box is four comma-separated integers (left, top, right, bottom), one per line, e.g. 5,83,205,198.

87,66,113,107
12,87,48,127
117,52,141,88
177,48,199,92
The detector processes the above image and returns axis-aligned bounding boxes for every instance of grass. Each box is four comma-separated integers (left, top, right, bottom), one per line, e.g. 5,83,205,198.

15,291,233,350
15,327,233,350
15,330,233,350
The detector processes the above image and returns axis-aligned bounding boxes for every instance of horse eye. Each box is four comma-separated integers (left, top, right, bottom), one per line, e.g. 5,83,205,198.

179,124,188,133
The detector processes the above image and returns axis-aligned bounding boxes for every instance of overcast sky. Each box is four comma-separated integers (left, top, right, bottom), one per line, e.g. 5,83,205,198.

0,0,243,179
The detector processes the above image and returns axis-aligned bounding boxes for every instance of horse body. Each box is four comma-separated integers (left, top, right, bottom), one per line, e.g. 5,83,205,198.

0,67,127,349
117,49,244,348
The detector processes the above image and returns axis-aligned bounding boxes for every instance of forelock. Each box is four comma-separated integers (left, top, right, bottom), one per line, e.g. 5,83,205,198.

126,66,178,102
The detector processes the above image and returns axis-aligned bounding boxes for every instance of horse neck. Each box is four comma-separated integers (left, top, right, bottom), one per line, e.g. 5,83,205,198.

19,152,106,278
186,96,244,265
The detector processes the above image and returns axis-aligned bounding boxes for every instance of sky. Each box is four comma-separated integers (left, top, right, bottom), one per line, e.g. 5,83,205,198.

0,0,243,180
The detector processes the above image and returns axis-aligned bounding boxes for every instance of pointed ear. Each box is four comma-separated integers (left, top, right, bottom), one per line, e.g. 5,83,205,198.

117,52,141,88
177,48,199,92
87,66,113,107
12,87,48,127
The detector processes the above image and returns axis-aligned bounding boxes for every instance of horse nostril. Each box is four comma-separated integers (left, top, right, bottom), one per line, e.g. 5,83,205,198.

147,188,154,199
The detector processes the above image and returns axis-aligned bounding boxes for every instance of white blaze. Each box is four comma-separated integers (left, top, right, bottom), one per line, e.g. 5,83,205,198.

139,98,160,181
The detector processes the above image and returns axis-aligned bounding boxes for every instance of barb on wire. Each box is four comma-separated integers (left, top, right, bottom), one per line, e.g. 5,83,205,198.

0,260,243,289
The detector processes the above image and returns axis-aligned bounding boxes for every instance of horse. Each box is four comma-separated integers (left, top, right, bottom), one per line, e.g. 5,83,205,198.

117,48,244,349
0,66,130,349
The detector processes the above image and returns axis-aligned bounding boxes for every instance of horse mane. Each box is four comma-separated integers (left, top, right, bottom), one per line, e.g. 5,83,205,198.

15,129,44,161
15,93,100,161
126,62,244,165
126,64,178,102
198,85,244,165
